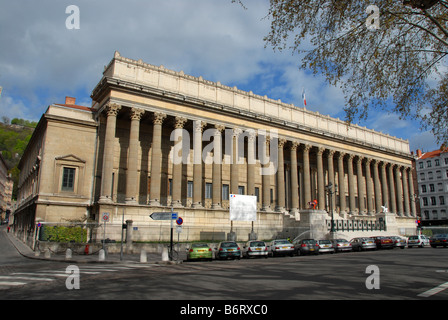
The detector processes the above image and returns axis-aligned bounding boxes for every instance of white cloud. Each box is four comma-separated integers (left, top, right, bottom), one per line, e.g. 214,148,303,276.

0,0,439,151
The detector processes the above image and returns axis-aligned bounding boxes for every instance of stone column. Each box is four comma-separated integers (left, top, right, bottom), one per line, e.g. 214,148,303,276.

149,112,166,206
337,152,346,215
317,147,326,210
125,107,144,204
303,144,312,207
357,156,366,214
395,165,404,216
171,116,187,207
408,168,417,217
373,159,382,214
347,154,356,214
327,150,336,214
290,141,299,213
212,124,225,209
192,120,206,208
276,138,287,212
261,134,271,211
365,158,374,215
99,102,121,203
402,166,410,216
231,128,242,196
388,164,397,214
381,162,389,210
247,130,256,196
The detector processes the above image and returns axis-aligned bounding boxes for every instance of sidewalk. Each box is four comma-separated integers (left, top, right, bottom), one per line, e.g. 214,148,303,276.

4,228,183,265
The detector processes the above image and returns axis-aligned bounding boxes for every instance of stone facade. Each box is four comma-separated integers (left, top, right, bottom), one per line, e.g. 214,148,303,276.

13,52,418,245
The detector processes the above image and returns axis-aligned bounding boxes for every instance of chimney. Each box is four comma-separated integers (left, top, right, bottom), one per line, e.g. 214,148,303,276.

416,149,422,158
65,96,76,105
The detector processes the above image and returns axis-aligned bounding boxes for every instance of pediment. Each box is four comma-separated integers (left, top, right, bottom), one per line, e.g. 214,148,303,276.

55,154,86,163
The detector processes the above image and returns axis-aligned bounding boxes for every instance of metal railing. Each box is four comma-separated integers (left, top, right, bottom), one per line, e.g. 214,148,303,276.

326,220,386,232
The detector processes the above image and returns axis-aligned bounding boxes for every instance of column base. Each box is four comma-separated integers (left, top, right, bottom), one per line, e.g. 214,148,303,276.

98,196,113,204
192,202,204,209
148,199,161,206
212,203,222,210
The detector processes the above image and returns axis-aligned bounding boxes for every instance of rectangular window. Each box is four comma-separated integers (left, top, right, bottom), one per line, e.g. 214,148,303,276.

205,183,212,199
187,181,193,198
238,186,245,195
62,167,75,191
222,184,229,201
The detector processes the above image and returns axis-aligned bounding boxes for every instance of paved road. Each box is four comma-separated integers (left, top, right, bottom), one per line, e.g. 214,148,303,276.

2,227,448,309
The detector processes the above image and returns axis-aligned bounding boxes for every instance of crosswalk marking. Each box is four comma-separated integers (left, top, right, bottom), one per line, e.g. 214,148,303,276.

418,282,448,298
0,263,159,289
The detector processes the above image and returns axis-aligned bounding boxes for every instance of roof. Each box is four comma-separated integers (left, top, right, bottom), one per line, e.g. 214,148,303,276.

54,103,93,112
418,148,448,160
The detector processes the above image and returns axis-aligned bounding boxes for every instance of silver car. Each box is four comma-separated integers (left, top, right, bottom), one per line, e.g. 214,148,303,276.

408,235,430,248
317,240,335,254
350,237,376,251
390,236,406,249
330,239,353,252
242,240,268,258
269,239,295,257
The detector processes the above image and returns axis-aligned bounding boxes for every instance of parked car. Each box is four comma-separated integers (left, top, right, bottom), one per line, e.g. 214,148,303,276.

371,236,394,249
216,241,241,260
317,240,335,254
293,239,319,255
350,237,377,251
408,235,430,248
430,234,448,248
389,236,406,249
269,239,295,257
186,243,213,261
242,240,268,258
330,239,352,252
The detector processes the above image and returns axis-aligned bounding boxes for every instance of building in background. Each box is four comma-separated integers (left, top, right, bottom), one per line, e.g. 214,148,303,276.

415,147,448,226
0,153,13,223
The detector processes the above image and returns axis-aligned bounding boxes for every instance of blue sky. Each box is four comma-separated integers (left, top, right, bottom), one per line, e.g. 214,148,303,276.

0,0,439,153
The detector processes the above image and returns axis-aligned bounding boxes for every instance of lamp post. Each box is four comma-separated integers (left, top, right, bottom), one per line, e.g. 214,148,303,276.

325,183,338,233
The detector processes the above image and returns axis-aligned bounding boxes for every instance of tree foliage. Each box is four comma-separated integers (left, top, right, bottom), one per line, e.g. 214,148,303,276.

262,0,448,145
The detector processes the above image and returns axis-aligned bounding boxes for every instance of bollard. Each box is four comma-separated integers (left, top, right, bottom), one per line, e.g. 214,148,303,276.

65,248,72,260
161,246,169,261
98,249,105,261
44,249,51,259
140,249,147,263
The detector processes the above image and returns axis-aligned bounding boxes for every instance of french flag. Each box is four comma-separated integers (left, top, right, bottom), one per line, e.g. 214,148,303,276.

302,88,307,107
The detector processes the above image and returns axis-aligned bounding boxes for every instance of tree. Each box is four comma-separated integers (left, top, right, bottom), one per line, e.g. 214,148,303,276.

260,0,448,145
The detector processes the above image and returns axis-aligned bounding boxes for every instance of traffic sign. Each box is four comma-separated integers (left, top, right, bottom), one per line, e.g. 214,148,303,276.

102,212,110,222
150,212,178,220
176,217,183,225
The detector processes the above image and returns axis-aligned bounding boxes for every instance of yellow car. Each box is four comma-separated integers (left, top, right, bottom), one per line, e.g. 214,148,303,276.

186,243,213,261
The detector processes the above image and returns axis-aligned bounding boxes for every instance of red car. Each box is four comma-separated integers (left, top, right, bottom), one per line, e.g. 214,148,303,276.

371,236,394,249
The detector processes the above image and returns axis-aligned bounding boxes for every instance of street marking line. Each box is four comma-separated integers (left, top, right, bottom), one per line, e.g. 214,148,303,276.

0,276,54,282
418,282,448,298
12,272,68,277
0,281,27,286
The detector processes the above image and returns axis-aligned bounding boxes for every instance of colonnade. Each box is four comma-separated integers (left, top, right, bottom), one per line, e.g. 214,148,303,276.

98,103,417,218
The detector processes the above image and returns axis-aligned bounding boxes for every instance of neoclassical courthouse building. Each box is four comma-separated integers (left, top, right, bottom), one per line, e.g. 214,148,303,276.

14,52,418,244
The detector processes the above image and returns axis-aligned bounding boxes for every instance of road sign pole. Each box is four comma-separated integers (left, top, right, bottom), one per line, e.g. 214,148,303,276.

170,206,174,261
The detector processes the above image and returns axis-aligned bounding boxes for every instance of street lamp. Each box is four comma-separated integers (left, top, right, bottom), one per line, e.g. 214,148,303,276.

325,183,338,233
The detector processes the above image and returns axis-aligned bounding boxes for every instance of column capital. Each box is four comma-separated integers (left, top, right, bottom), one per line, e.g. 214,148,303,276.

338,151,346,160
214,124,225,133
278,138,287,148
130,107,145,121
174,116,187,129
302,143,312,153
327,149,335,157
356,156,364,164
153,112,167,125
347,153,355,161
194,120,207,132
290,141,299,151
105,102,121,117
317,146,325,156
